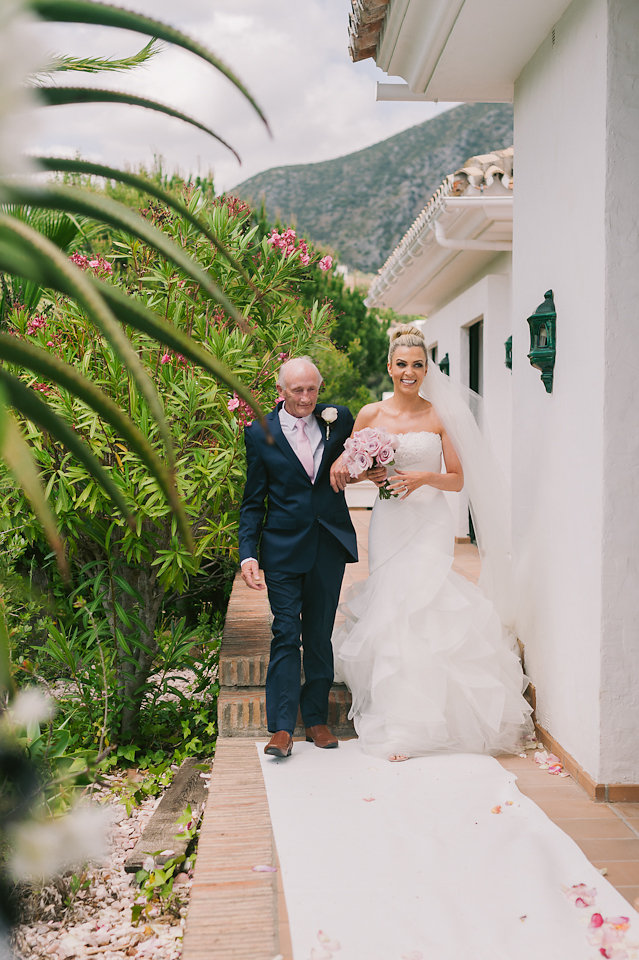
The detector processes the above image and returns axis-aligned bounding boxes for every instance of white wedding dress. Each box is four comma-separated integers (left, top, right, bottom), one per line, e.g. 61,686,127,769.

333,430,533,759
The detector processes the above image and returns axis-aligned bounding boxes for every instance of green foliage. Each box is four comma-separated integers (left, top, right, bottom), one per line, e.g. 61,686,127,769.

132,804,199,924
252,204,391,411
2,183,334,738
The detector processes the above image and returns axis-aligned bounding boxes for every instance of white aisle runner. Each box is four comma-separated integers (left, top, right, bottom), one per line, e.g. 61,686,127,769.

258,741,639,960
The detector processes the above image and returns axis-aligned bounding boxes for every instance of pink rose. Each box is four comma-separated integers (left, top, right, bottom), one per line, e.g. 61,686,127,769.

347,450,373,478
376,443,395,466
355,427,382,458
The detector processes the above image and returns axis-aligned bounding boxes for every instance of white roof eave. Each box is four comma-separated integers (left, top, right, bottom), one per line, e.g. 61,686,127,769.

366,194,512,313
375,0,573,101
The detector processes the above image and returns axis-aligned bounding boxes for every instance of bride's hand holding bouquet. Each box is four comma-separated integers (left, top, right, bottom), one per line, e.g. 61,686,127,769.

342,427,399,500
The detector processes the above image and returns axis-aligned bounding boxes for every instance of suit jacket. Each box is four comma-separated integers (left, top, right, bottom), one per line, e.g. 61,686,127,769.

238,401,358,573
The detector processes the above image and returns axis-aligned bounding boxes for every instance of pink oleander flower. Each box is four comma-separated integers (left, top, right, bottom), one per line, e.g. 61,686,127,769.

318,255,333,272
278,352,289,361
88,257,113,276
32,382,52,394
227,394,240,412
564,883,597,907
26,314,47,336
160,353,171,365
69,252,89,270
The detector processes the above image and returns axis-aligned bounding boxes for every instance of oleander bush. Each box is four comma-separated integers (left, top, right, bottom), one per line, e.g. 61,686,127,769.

1,185,335,739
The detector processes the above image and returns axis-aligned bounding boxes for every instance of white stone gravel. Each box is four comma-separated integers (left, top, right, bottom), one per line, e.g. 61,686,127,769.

12,774,195,960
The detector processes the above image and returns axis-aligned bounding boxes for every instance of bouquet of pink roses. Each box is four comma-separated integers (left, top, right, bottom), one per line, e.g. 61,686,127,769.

342,427,399,500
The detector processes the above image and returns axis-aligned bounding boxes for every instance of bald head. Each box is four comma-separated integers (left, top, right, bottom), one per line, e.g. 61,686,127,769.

276,356,323,418
277,357,323,391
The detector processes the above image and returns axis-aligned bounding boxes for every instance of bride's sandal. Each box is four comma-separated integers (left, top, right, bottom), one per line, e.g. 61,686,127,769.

389,754,410,762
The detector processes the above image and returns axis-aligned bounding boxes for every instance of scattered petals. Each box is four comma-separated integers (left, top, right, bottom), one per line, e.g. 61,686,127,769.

362,797,375,803
564,883,597,907
519,915,527,922
491,805,502,814
317,930,340,950
252,864,277,873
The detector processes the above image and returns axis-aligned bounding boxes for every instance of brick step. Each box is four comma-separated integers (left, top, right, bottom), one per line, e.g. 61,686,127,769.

217,683,355,738
219,652,269,687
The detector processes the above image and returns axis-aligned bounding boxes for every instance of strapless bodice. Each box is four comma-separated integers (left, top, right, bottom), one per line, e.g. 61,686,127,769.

390,430,442,473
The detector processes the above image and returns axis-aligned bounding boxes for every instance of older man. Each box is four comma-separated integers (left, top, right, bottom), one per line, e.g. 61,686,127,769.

239,357,357,758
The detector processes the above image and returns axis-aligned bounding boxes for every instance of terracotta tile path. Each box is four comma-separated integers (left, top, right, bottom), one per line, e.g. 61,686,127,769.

182,511,639,960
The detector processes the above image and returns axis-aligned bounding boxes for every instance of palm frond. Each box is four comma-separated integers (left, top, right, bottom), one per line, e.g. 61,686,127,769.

0,389,67,577
0,368,133,525
0,213,175,468
47,38,161,75
2,182,247,328
35,156,257,290
36,88,241,163
27,0,269,130
0,330,192,549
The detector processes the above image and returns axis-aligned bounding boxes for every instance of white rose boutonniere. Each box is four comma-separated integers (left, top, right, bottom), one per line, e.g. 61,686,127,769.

320,407,338,439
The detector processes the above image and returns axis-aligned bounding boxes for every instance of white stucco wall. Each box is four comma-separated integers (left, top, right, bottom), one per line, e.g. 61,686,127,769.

598,0,639,783
512,0,608,780
424,265,512,538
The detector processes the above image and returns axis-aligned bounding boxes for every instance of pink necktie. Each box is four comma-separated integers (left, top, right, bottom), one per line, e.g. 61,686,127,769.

294,418,314,479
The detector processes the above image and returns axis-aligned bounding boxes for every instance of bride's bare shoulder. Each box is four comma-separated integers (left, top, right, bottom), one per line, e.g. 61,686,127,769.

353,401,384,429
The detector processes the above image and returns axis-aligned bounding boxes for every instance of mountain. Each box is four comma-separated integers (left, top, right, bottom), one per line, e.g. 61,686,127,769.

231,102,513,273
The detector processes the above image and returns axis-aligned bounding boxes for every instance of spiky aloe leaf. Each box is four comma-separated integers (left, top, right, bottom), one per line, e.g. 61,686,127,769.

28,0,269,130
0,214,174,465
36,156,257,289
37,88,240,163
0,387,68,578
0,368,133,525
0,333,192,549
1,183,246,328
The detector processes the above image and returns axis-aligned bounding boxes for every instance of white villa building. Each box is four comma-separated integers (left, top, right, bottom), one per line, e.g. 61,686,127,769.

349,0,639,798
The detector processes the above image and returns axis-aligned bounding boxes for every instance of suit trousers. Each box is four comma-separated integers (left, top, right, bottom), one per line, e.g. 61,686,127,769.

263,527,347,734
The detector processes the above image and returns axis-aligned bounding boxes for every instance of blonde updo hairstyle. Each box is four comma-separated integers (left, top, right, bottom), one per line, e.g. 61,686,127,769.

387,324,427,365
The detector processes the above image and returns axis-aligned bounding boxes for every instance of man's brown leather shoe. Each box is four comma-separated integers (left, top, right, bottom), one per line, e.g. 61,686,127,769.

305,724,339,749
264,731,293,758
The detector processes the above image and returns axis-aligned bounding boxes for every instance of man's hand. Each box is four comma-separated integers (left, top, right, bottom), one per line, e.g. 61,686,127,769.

241,559,265,591
367,465,388,487
330,455,352,492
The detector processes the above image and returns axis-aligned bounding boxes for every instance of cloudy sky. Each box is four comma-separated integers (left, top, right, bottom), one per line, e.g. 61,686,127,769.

29,0,455,192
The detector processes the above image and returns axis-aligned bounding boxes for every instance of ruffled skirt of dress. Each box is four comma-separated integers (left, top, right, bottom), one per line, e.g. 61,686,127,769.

332,485,533,759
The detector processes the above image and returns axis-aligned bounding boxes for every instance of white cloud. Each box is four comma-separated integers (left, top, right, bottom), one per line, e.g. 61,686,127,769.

27,0,456,191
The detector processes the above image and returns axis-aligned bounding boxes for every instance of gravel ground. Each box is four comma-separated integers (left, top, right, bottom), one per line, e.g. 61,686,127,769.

12,770,207,960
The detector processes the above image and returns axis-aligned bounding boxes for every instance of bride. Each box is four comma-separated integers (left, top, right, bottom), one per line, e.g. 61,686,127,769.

332,325,533,761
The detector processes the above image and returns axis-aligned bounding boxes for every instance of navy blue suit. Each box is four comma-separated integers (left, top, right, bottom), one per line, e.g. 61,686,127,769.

239,401,357,733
